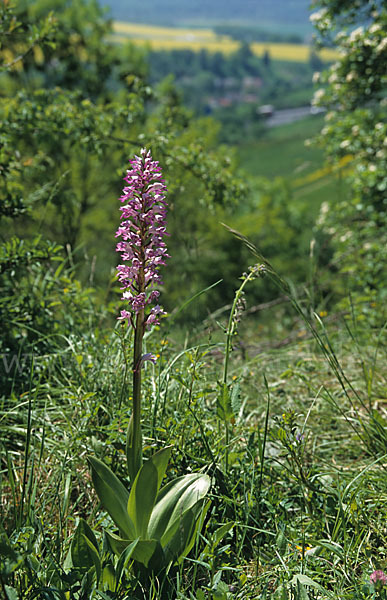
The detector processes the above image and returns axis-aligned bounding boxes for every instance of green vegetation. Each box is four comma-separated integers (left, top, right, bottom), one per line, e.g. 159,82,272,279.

0,0,386,599
213,24,303,44
147,46,319,144
238,116,325,179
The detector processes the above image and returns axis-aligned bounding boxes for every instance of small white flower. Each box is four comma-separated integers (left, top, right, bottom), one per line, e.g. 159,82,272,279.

313,88,325,104
313,71,320,83
310,9,327,23
369,24,381,34
335,31,346,42
376,38,387,53
340,139,351,149
350,26,364,41
340,231,352,242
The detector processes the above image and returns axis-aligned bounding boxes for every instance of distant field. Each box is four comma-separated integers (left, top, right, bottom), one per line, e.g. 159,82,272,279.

238,115,351,210
239,116,326,180
111,22,338,62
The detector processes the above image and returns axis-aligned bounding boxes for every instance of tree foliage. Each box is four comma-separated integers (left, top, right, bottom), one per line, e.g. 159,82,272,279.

0,0,248,392
311,0,386,314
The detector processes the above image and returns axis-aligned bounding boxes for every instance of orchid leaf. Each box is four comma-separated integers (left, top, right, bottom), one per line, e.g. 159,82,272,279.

166,474,210,531
163,499,210,564
101,562,116,592
105,531,132,556
115,538,139,582
71,519,100,574
290,574,331,597
88,456,134,539
132,539,163,569
105,531,164,568
127,446,172,537
148,473,211,544
149,445,172,492
127,459,158,537
212,522,234,547
126,414,142,483
83,535,102,583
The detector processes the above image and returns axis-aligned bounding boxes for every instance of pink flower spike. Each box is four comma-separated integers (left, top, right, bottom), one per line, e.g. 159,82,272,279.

115,149,168,327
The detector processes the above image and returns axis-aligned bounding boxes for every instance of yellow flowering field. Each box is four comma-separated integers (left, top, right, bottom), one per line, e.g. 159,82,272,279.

113,22,216,40
251,41,338,62
110,34,239,54
111,21,338,62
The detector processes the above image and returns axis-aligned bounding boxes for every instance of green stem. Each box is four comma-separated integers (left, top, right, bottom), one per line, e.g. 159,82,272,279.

126,309,145,482
222,269,257,472
126,219,148,483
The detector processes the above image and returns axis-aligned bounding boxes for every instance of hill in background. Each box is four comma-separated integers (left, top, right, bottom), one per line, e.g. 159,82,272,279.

102,0,313,35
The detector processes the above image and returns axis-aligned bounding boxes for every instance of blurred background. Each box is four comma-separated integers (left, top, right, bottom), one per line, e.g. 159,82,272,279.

1,0,385,360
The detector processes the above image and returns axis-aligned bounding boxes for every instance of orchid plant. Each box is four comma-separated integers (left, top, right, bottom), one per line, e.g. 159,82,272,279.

115,147,169,482
81,149,210,587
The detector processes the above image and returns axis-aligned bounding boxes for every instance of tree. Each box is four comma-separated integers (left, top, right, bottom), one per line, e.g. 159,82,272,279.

262,49,271,69
311,0,386,315
0,0,247,378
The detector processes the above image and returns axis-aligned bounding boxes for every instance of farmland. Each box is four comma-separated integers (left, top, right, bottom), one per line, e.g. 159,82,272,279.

111,21,338,62
233,115,352,259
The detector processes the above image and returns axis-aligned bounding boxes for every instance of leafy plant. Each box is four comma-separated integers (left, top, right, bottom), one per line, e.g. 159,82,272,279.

88,446,210,577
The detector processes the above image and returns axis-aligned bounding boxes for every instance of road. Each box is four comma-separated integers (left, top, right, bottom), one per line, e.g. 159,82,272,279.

267,106,325,127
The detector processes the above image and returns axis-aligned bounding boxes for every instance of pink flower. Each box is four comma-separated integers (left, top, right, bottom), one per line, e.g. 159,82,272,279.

115,148,169,327
370,570,387,587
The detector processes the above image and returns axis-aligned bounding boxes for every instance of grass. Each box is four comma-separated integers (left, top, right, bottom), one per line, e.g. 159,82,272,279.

237,116,326,180
110,21,339,62
1,108,379,599
0,86,382,600
1,244,386,598
235,115,353,219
